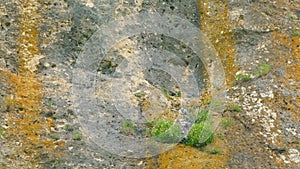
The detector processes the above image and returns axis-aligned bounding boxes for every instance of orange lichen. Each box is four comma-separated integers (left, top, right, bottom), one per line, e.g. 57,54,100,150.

1,70,63,167
272,31,300,122
147,1,234,168
0,0,63,167
156,138,228,169
198,0,238,86
273,32,300,84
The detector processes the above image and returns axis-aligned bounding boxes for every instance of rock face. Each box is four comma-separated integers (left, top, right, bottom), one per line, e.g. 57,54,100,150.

0,0,299,168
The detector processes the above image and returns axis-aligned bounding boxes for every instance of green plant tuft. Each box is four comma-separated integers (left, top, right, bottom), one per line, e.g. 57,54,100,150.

186,122,214,147
151,120,182,143
183,109,215,147
254,63,271,77
0,126,4,139
208,148,222,154
134,92,145,98
236,74,253,81
122,120,136,135
73,131,82,140
292,30,299,37
49,134,60,140
64,124,73,131
221,118,232,128
194,110,209,123
287,14,297,20
228,103,242,112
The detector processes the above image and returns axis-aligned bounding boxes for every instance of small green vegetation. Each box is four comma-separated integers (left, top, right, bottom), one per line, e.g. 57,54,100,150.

47,98,52,109
64,124,73,131
163,87,170,98
51,63,57,68
3,95,14,111
52,114,58,120
209,101,224,109
186,122,214,147
236,74,253,81
73,131,82,140
228,103,242,112
208,148,222,155
146,109,215,147
292,30,299,37
134,92,145,98
162,87,181,99
203,99,211,105
49,133,60,140
217,133,225,140
254,63,271,77
193,110,209,123
0,126,4,139
185,109,214,148
221,118,232,128
122,120,136,135
145,128,151,137
151,119,182,143
287,14,297,20
297,142,300,151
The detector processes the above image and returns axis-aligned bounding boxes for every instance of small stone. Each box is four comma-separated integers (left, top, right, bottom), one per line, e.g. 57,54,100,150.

288,149,300,163
279,154,290,164
0,58,6,68
137,161,143,166
44,62,50,68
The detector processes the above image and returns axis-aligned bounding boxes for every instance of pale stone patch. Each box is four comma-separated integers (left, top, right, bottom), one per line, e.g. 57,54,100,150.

81,0,94,8
25,54,45,72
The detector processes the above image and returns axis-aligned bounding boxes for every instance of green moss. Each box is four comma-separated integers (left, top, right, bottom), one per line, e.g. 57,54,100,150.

162,87,181,99
64,124,73,131
52,114,58,120
217,133,225,140
184,109,214,147
236,74,253,81
210,101,224,109
51,63,57,68
287,14,297,20
73,131,82,141
49,134,60,140
122,120,136,135
203,100,211,105
228,103,242,112
254,63,271,77
0,126,4,139
292,30,299,37
298,142,300,151
134,92,145,98
193,110,209,123
208,148,222,154
221,118,232,128
186,122,214,147
151,120,182,143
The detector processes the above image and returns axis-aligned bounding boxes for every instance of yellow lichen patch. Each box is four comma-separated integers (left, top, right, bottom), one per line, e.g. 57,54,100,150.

272,31,300,121
0,0,62,167
198,0,238,86
1,70,63,167
156,138,228,169
273,32,300,84
18,0,44,74
147,1,235,167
